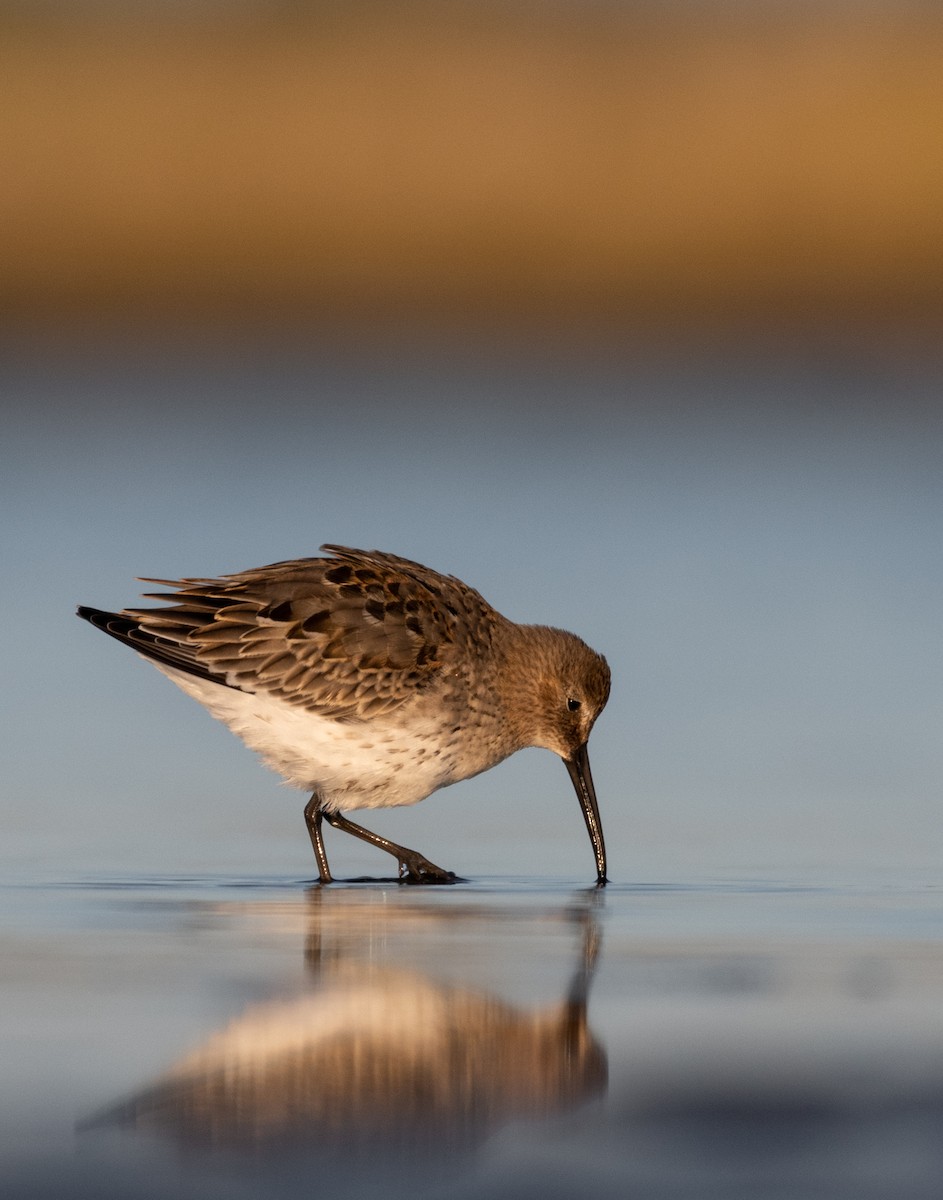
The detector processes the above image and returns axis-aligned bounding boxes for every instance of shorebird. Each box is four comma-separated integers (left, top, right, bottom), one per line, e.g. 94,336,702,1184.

77,546,610,884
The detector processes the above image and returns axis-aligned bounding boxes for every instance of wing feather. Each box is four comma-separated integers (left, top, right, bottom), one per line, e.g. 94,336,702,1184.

113,547,496,720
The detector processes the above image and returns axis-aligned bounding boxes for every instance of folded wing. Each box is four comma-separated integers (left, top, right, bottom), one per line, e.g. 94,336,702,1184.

85,546,495,721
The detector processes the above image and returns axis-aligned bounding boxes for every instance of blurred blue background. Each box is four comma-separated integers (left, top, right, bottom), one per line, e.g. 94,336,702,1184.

2,0,941,887
3,337,940,883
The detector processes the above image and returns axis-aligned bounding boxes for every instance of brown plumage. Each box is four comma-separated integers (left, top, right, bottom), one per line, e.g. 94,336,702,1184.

78,545,610,884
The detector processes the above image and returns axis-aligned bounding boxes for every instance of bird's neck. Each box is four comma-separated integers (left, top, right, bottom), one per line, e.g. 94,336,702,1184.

493,622,555,753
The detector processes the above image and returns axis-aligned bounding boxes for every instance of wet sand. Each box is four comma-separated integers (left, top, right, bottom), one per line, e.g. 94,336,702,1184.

3,875,942,1198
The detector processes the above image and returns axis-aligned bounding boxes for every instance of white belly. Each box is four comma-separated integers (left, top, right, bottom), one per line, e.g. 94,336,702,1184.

151,663,454,811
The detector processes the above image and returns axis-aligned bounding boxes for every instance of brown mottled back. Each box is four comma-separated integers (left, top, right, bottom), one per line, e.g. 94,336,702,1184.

124,546,498,720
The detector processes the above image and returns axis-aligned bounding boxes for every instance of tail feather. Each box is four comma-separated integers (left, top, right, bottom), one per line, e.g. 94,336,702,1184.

76,605,234,689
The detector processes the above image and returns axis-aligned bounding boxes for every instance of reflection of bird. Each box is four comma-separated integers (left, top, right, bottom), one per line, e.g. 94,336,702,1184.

78,545,609,883
84,897,606,1153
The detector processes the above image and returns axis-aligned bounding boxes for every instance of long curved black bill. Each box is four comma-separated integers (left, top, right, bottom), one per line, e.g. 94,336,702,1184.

565,743,608,885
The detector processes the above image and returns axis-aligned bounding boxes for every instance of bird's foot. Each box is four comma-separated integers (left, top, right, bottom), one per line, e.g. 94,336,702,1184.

397,853,458,885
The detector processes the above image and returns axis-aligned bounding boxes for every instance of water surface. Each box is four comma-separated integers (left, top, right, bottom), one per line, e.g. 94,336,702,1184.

3,874,942,1199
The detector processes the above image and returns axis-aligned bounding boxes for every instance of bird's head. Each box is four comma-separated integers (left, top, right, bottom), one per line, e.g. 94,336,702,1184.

504,627,611,884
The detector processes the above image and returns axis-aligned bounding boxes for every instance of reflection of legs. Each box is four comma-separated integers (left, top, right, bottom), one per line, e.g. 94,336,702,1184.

304,793,333,884
324,809,456,883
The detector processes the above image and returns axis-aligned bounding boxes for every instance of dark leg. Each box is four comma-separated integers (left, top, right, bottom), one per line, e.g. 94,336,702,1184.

323,809,457,884
304,793,333,883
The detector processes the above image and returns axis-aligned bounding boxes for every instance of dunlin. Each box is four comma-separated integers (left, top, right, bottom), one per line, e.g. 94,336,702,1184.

77,546,610,883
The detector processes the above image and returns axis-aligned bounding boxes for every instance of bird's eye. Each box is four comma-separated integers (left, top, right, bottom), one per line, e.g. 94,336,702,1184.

567,697,582,712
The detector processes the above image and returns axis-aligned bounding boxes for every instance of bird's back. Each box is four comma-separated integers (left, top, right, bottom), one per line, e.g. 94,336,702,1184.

78,546,509,806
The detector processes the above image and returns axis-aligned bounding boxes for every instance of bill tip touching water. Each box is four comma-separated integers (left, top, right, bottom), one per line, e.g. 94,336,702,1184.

77,544,610,884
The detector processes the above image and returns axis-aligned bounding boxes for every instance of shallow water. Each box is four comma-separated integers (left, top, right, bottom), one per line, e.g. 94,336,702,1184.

3,874,942,1199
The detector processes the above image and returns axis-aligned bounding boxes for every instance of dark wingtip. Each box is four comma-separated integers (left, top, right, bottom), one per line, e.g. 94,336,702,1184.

76,604,111,626
77,601,237,690
76,605,136,643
